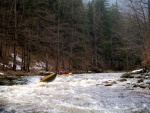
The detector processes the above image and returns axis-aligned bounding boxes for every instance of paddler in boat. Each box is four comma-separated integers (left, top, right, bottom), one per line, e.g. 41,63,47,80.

64,70,69,74
57,70,70,75
56,70,59,74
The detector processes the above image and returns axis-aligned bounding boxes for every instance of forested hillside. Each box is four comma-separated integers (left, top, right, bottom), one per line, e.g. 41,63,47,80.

0,0,150,72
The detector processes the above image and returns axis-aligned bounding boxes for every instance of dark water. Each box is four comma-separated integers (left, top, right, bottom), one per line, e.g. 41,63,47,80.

0,75,28,85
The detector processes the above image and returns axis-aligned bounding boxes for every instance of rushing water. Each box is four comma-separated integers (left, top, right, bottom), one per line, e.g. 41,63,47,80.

0,73,150,113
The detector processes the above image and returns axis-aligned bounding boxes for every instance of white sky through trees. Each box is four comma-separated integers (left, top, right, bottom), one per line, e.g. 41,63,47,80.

83,0,117,5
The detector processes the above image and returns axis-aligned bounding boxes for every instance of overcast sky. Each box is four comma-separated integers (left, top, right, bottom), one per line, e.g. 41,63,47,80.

83,0,117,5
110,0,117,4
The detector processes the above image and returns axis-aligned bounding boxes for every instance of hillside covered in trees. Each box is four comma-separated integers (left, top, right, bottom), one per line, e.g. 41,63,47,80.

0,0,150,72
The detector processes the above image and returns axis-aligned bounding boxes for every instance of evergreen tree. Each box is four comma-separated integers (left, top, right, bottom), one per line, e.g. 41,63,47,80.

87,0,111,69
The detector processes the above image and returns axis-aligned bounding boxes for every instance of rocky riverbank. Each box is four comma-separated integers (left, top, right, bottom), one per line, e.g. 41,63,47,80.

1,69,150,89
100,69,150,89
120,69,150,89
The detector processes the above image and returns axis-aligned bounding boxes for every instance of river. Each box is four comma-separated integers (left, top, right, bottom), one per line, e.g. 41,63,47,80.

0,73,150,113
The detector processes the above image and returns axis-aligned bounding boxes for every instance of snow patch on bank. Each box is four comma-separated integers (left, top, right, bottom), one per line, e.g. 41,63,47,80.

32,61,46,70
0,72,4,75
0,53,52,71
10,54,48,70
11,53,22,62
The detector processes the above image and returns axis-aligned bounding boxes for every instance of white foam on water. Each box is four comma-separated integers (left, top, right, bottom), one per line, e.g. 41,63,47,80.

0,73,150,113
56,103,105,113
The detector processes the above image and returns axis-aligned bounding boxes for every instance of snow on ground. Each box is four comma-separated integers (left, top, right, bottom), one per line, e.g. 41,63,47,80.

132,69,143,73
1,54,51,71
9,61,13,67
11,54,48,70
11,53,22,62
9,54,22,70
16,65,21,70
0,72,4,75
32,61,46,70
8,62,21,70
0,63,3,66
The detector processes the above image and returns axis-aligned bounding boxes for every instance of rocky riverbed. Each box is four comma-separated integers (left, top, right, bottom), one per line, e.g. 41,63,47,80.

0,72,150,113
119,69,150,89
99,69,150,90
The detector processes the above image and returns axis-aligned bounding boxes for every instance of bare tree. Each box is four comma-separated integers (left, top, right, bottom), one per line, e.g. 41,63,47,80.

12,0,17,71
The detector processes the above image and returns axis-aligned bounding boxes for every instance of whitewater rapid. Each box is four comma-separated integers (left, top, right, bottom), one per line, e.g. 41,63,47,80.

0,73,150,113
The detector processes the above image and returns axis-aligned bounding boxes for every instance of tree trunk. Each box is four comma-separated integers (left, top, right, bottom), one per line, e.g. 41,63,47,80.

23,44,26,71
149,0,150,27
26,31,30,72
13,0,17,71
93,5,98,68
56,14,60,71
55,1,61,71
21,45,25,71
69,0,74,71
45,51,49,71
94,35,98,68
0,38,2,58
0,0,3,58
2,42,7,71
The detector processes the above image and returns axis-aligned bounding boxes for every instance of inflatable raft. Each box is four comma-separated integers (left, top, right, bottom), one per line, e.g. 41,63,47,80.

40,73,57,82
57,71,72,75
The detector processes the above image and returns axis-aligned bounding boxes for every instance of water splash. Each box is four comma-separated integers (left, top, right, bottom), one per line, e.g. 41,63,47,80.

0,73,150,113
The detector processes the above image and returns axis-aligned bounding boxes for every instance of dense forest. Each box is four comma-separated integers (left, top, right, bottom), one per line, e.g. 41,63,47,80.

0,0,150,72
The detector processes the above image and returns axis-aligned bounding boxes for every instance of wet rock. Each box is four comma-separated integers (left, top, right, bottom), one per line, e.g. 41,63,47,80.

138,82,149,88
133,83,138,88
145,76,150,79
102,80,116,86
145,72,150,76
137,79,143,83
132,108,144,113
91,68,103,73
120,72,133,78
132,82,149,88
132,69,145,74
112,81,117,84
121,68,148,79
144,80,150,84
96,83,102,86
121,73,145,79
104,83,113,86
118,78,127,82
134,74,144,78
125,85,134,90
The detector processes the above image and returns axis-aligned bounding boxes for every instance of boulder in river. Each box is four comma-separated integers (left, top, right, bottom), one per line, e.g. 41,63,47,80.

144,72,150,76
102,80,116,86
133,82,150,88
134,74,145,78
144,80,150,84
137,79,143,83
104,83,113,86
132,108,145,113
120,68,147,78
120,72,134,78
145,76,150,79
138,82,149,88
131,69,145,74
118,78,127,82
